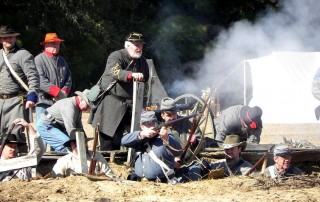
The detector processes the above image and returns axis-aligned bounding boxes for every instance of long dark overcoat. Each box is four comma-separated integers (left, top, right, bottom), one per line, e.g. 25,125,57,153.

91,49,149,136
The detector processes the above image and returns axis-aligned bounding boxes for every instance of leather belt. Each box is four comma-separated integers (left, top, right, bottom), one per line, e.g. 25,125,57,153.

0,92,21,99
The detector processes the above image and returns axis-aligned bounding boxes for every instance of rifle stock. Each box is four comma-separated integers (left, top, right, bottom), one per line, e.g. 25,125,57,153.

89,124,99,175
244,144,275,176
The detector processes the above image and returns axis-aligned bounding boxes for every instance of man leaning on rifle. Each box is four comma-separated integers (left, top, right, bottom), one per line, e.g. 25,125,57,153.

0,118,45,181
51,128,115,178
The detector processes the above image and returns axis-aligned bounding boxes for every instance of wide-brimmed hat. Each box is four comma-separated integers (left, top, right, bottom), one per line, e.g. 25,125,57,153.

222,135,247,151
240,106,263,129
3,134,26,146
273,144,292,157
0,26,20,38
140,111,158,124
63,128,93,147
75,89,90,106
40,33,64,45
126,32,145,44
160,97,176,112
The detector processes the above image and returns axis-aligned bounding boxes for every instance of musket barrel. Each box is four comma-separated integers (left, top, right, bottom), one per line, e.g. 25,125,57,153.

153,113,198,131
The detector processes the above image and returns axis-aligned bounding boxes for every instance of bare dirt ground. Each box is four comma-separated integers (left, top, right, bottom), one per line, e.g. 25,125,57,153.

1,170,320,202
1,112,320,202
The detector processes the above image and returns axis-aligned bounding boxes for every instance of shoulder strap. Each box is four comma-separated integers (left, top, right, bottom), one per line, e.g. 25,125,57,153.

230,159,245,171
2,50,30,92
146,142,175,183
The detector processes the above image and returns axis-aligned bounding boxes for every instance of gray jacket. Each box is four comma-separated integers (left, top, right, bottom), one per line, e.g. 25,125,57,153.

45,97,83,135
0,46,39,94
214,105,262,144
35,52,72,106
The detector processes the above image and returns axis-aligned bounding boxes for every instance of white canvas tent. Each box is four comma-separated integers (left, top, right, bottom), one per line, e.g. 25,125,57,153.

245,52,320,124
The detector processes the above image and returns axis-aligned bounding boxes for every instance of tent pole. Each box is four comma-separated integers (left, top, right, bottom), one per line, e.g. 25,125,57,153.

243,60,247,105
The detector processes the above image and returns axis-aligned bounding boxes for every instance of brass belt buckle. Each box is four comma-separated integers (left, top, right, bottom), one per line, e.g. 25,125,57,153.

3,95,8,99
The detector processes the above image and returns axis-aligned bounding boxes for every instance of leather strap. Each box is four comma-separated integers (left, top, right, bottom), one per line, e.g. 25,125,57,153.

2,50,29,92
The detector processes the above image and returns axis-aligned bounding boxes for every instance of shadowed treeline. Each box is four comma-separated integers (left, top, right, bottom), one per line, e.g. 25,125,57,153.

0,0,279,94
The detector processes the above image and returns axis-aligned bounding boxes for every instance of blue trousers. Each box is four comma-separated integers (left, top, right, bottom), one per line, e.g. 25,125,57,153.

36,116,69,152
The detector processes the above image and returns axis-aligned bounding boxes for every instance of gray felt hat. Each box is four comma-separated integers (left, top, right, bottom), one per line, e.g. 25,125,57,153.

222,134,247,151
75,89,90,106
273,144,292,156
160,97,176,111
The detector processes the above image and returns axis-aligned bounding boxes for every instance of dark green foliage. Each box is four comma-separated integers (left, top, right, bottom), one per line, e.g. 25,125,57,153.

0,0,279,93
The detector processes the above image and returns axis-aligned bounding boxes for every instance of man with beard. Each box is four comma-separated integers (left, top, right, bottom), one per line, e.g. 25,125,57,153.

208,134,254,177
89,32,149,151
177,134,253,182
264,144,302,178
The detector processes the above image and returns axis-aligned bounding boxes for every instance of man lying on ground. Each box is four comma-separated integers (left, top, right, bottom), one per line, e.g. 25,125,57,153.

0,118,45,181
51,129,115,178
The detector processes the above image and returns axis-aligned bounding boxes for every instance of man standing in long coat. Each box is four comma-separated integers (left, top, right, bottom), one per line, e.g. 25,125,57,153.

90,32,149,151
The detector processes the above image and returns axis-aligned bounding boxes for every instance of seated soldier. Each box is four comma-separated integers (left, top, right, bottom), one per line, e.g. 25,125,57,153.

159,97,202,166
0,118,45,181
209,135,254,176
51,129,115,178
121,111,182,183
179,134,254,182
264,144,302,178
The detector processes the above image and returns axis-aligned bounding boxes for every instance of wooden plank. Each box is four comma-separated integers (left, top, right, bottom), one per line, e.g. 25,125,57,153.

76,131,88,174
127,81,144,164
0,154,37,172
201,146,320,167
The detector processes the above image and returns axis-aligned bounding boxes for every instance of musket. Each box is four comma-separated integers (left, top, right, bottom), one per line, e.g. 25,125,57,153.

154,113,199,131
152,102,196,114
89,123,100,175
179,94,211,162
153,113,199,153
0,123,16,157
244,144,275,176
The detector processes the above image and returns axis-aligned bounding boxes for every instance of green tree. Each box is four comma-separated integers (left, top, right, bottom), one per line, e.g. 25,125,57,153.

0,0,279,93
